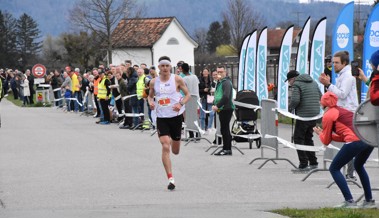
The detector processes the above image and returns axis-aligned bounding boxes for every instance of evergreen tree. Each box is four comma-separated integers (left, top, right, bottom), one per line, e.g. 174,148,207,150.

206,20,231,55
206,21,223,54
0,11,18,68
16,13,42,69
220,20,231,45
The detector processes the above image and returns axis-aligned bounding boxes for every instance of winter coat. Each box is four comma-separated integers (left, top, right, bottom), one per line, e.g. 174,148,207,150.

214,76,235,111
198,76,212,99
289,74,321,117
127,71,138,95
21,79,30,97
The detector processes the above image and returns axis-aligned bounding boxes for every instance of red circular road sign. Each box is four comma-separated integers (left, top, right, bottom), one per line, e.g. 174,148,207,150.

32,64,46,78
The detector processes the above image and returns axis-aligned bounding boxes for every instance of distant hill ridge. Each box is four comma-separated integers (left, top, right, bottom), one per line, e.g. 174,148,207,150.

1,0,373,37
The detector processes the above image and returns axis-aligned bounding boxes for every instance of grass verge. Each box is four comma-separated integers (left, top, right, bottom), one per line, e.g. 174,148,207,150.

5,93,52,107
273,208,379,218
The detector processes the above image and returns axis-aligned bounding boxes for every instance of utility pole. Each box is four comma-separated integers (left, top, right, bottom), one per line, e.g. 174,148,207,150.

292,11,303,28
355,0,370,34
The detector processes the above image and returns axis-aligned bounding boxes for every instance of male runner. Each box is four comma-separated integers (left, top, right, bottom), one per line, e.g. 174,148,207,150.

148,56,191,190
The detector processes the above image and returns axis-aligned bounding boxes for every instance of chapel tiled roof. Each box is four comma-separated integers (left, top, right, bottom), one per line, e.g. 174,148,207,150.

267,28,301,48
112,17,175,48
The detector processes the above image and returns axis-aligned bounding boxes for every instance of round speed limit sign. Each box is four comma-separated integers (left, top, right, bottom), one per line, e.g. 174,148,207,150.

32,64,46,78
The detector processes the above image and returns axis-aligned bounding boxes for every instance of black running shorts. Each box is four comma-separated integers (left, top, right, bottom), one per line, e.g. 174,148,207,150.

156,114,183,141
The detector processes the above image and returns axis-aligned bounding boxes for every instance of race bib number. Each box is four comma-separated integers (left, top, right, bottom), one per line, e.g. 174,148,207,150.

158,98,171,107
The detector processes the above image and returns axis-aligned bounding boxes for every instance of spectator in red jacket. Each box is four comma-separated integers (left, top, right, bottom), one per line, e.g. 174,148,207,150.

313,92,375,208
369,50,379,105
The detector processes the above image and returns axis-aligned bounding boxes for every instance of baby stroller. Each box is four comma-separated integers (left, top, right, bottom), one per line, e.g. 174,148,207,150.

232,90,261,149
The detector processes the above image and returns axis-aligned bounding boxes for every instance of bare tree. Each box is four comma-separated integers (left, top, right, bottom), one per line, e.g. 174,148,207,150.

70,0,144,65
42,34,66,69
193,27,207,54
222,0,265,54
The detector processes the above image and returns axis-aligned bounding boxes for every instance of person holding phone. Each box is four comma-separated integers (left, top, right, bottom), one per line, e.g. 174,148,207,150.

357,50,379,89
319,51,359,111
319,51,359,181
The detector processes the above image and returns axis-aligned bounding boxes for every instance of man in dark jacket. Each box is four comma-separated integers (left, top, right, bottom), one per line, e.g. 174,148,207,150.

287,70,322,172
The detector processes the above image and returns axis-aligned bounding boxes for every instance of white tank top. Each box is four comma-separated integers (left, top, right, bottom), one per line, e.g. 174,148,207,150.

154,74,185,118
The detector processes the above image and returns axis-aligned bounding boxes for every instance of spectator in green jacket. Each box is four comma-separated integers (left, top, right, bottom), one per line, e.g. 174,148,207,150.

287,70,322,172
212,66,235,156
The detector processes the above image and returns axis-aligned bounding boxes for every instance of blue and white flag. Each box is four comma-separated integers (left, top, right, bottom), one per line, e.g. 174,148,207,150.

277,26,294,112
361,4,379,101
331,1,354,84
256,28,268,102
244,30,257,91
310,18,327,95
296,17,311,75
238,33,252,91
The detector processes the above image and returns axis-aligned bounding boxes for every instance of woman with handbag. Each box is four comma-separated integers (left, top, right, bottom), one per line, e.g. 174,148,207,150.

198,68,215,134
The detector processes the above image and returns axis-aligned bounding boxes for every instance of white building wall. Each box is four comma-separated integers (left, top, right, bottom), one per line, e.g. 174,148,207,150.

111,48,152,66
153,21,196,67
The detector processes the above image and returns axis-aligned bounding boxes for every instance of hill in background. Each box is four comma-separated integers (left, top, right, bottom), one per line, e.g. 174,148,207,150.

0,0,373,37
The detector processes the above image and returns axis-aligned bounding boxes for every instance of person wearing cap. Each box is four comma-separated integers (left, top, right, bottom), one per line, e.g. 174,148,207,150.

319,51,359,180
369,50,379,105
313,92,375,208
147,56,191,190
287,70,322,172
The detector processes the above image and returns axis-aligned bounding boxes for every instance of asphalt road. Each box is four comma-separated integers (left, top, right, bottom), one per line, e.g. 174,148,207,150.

0,99,378,218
